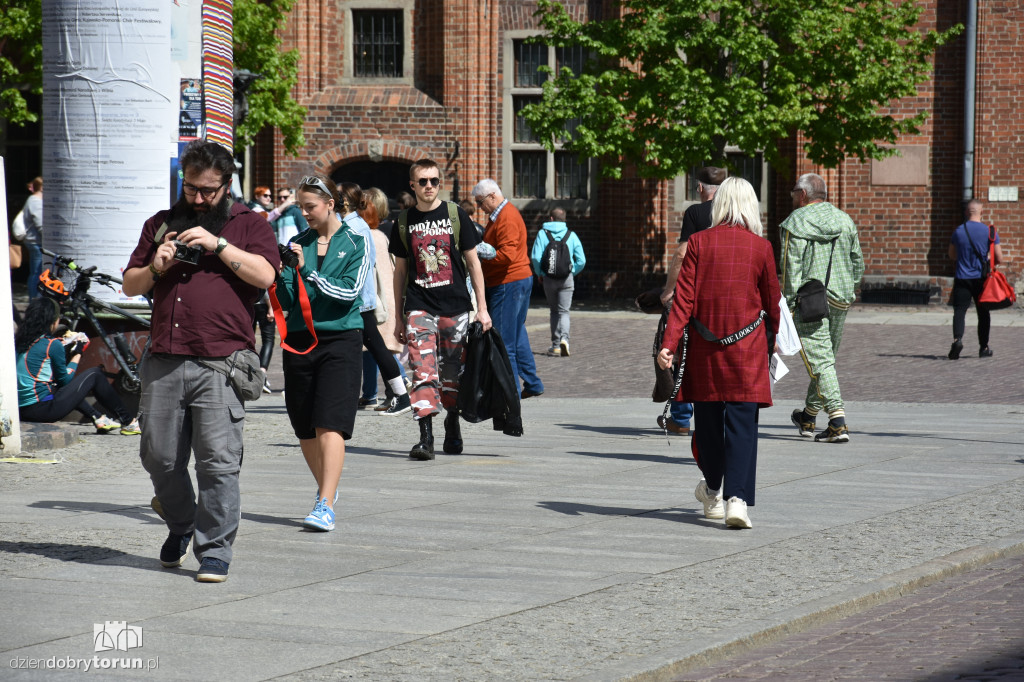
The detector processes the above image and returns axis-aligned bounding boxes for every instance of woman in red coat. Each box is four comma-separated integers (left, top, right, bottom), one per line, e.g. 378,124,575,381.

657,177,781,529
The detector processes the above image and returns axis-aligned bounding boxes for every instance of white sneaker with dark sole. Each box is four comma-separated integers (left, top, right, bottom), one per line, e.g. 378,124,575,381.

725,497,752,529
694,479,724,519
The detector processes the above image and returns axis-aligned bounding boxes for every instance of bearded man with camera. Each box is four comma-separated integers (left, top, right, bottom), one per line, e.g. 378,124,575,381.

122,140,280,583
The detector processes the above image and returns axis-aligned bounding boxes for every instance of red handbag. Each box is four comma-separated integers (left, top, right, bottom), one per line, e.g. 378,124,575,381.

979,226,1016,310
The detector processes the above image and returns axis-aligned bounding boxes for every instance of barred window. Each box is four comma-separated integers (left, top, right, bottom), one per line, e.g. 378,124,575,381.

685,153,764,201
513,152,547,199
509,36,592,200
514,40,547,87
554,152,588,199
513,96,542,143
556,45,586,76
353,10,403,78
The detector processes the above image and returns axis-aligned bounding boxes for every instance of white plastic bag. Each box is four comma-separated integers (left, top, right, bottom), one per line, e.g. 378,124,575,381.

776,295,801,356
11,211,26,241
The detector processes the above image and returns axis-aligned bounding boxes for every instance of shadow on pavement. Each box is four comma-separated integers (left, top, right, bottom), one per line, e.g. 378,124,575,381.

568,450,696,466
556,423,661,437
0,540,171,573
29,500,163,524
537,501,709,526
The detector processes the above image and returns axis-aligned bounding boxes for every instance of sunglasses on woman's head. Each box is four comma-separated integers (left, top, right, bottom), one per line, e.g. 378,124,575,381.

416,177,440,187
299,176,334,198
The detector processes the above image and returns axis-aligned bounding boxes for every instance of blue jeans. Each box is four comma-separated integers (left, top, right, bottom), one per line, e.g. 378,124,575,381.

362,350,407,400
486,275,543,394
670,400,693,428
25,242,42,299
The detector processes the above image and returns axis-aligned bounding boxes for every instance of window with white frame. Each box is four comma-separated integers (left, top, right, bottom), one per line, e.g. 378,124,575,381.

507,37,592,200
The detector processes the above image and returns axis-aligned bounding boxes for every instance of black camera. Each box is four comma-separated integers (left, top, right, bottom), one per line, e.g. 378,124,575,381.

278,242,299,269
172,240,203,265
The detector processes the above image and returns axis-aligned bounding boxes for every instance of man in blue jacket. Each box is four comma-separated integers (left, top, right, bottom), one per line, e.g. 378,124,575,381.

530,207,586,357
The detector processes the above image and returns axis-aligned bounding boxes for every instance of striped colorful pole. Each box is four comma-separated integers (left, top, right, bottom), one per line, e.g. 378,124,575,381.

202,0,234,150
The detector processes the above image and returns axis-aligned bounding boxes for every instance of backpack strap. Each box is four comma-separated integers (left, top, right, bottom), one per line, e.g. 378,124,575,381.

560,228,573,243
153,222,171,245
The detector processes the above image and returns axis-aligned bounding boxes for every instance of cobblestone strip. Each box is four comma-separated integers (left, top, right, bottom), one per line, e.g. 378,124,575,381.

670,554,1024,681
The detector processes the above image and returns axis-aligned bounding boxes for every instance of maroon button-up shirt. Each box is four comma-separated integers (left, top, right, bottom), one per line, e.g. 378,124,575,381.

126,202,281,357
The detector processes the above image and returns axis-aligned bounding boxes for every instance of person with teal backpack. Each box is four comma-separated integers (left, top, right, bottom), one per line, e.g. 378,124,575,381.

530,207,586,357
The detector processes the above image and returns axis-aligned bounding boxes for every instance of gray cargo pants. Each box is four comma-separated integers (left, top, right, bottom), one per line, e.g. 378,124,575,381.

139,354,245,564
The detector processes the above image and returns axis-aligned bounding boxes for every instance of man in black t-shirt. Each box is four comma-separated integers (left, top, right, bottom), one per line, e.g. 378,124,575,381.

657,166,726,436
390,159,491,461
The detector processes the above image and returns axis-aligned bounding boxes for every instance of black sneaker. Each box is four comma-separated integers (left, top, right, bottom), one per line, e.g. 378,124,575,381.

383,393,412,416
948,339,963,360
159,531,193,568
196,557,229,583
791,409,815,438
814,421,850,443
979,347,993,358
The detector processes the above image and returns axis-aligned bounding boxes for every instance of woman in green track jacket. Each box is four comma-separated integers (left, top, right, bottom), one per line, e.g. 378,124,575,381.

274,174,371,533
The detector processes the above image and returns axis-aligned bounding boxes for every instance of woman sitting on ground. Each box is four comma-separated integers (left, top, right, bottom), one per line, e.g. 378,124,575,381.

16,297,141,434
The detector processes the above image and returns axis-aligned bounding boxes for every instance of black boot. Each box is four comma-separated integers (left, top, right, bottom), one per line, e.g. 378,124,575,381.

409,416,434,460
443,411,463,455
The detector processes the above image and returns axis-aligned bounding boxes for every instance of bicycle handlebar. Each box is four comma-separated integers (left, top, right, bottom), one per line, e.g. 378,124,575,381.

41,247,123,285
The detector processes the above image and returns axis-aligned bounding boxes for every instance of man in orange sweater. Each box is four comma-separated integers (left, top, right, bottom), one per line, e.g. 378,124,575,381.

472,179,545,399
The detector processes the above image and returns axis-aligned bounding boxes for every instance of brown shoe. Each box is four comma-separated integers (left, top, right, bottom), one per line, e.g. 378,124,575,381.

656,415,690,435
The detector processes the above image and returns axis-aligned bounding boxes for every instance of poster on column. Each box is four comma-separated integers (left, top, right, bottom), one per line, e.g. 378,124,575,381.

41,1,175,302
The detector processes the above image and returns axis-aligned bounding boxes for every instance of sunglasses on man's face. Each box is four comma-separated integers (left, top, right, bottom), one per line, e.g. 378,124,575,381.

278,195,290,200
416,177,440,188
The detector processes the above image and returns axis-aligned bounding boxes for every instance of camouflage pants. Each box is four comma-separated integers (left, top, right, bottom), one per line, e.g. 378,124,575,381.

795,305,848,415
405,310,470,420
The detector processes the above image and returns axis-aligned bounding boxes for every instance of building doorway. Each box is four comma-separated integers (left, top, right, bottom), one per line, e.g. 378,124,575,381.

331,161,412,209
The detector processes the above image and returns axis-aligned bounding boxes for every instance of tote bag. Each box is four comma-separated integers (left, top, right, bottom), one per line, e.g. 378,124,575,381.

978,227,1016,310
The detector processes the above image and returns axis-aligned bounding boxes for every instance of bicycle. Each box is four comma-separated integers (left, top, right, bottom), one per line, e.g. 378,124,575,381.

38,248,151,395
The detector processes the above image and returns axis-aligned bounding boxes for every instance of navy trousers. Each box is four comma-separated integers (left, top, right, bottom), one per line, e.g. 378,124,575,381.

692,401,759,505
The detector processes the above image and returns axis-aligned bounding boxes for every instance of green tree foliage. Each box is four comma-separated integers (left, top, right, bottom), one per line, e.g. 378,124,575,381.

233,0,306,156
522,0,961,179
0,0,42,126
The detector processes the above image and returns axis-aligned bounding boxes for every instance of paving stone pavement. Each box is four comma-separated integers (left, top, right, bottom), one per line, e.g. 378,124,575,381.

1,303,1022,681
672,554,1024,682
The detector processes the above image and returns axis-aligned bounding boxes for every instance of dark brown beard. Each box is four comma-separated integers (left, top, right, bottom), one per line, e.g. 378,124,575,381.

168,194,232,235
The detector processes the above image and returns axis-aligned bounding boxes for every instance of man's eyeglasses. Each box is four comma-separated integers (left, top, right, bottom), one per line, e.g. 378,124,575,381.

278,194,290,201
182,181,227,200
474,192,493,207
416,177,440,188
299,176,334,198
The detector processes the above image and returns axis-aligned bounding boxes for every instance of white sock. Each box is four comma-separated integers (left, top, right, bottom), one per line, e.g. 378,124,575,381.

388,377,408,396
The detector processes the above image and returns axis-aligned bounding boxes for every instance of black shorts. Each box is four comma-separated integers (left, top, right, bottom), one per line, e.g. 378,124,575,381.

282,330,362,440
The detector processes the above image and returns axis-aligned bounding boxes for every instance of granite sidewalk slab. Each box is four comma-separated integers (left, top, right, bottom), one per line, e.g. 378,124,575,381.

1,394,1022,681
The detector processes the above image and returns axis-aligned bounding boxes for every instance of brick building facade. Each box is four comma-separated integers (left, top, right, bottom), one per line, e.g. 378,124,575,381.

254,0,1021,302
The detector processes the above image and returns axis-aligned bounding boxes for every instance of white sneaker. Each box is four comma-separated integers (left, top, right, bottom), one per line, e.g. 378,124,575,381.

694,480,724,519
725,497,752,529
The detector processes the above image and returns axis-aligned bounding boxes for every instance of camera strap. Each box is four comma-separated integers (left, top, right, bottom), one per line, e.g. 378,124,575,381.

268,275,318,355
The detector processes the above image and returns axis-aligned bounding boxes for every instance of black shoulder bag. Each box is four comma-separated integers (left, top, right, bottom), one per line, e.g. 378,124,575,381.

795,238,838,323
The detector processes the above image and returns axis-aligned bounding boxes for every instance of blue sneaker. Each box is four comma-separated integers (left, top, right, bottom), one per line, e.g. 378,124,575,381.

302,498,335,532
195,557,229,583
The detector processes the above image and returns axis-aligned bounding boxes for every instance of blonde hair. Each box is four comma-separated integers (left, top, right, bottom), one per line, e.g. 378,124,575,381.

710,177,763,237
363,187,390,228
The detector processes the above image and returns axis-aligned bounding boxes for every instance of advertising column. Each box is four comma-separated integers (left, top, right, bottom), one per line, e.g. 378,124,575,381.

41,1,175,301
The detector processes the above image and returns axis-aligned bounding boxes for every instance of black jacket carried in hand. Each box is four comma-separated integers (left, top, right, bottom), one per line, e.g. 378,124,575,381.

457,322,524,437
